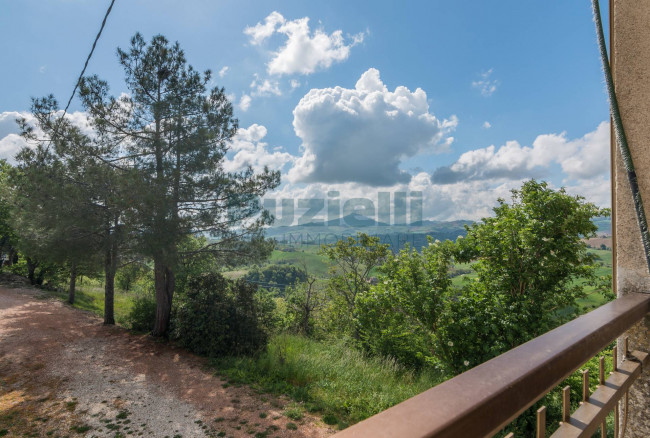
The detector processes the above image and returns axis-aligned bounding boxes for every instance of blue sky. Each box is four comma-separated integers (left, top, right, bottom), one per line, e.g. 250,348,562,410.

0,0,611,221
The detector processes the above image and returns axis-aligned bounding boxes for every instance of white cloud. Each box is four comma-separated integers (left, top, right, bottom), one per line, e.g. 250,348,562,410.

250,75,282,97
288,68,457,186
472,69,498,97
0,111,35,163
431,121,610,184
218,66,229,78
244,11,365,76
483,121,491,129
290,79,301,89
244,11,285,45
0,110,96,164
224,124,294,173
239,94,252,112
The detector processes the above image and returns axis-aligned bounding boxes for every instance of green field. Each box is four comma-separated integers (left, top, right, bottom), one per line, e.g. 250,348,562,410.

268,246,331,277
49,278,136,325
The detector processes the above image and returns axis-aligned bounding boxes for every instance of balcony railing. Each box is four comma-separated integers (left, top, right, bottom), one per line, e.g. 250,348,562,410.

331,293,650,438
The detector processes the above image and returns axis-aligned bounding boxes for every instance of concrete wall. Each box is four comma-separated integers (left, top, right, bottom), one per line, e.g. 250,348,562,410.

612,0,650,436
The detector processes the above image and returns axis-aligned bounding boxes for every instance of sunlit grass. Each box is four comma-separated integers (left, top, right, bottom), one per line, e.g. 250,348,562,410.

49,278,135,325
211,333,444,428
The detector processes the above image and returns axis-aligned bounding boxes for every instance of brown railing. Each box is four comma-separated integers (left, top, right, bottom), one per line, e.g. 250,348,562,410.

331,293,650,438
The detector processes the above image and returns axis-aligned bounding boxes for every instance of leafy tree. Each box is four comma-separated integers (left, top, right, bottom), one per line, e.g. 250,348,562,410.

0,160,18,269
244,264,308,292
441,180,609,371
356,240,454,369
13,96,130,321
79,33,279,336
321,232,390,338
10,127,102,298
285,276,324,336
173,272,271,356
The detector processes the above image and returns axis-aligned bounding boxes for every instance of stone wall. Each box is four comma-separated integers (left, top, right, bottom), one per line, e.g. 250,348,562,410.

612,0,650,435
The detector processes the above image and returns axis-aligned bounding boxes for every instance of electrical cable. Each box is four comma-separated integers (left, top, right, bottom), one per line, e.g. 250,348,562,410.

58,0,116,125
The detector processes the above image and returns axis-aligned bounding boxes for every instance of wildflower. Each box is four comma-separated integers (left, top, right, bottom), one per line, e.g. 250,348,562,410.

448,341,454,347
464,360,470,366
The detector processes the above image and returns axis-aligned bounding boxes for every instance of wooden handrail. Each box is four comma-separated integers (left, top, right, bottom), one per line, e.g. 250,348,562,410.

331,293,650,438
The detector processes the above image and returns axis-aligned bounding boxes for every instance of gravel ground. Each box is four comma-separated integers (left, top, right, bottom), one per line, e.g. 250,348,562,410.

0,285,334,438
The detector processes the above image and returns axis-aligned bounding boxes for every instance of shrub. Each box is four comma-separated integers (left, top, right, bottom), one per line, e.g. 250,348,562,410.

173,273,271,356
127,291,157,332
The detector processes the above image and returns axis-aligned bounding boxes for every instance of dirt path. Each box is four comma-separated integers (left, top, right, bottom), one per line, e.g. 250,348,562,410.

0,285,334,438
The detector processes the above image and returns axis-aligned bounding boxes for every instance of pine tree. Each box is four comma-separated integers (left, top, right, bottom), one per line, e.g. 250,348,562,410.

80,33,279,335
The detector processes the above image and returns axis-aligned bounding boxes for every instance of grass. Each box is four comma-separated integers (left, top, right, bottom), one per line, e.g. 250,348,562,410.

267,247,331,278
49,277,136,324
211,334,444,427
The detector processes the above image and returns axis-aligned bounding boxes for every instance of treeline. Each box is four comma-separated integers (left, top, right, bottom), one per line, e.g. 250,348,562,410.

0,33,278,336
224,180,612,434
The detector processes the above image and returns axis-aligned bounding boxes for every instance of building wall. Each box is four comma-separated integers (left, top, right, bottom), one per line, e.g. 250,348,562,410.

612,0,650,435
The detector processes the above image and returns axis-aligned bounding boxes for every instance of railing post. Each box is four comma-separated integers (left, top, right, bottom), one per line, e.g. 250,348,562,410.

611,0,650,435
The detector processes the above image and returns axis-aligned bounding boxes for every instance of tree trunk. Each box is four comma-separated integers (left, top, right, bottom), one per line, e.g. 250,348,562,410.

152,257,175,337
7,246,17,266
26,257,37,285
103,217,119,325
104,250,116,325
68,263,77,304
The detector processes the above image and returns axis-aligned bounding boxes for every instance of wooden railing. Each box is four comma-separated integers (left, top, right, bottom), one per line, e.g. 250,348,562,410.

331,293,650,438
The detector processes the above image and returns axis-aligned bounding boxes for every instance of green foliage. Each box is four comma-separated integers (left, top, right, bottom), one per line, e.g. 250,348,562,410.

0,160,17,269
116,263,148,292
442,180,609,371
79,33,280,335
212,334,444,427
321,233,390,336
127,292,157,332
284,277,325,336
244,264,308,292
173,273,271,356
356,240,454,369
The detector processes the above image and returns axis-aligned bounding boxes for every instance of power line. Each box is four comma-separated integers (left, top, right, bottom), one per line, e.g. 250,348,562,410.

60,0,116,119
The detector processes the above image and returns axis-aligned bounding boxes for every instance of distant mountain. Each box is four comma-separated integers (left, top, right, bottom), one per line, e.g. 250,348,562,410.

264,216,473,251
264,215,611,251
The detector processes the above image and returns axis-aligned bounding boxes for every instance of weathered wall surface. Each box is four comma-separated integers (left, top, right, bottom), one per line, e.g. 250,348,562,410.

612,0,650,436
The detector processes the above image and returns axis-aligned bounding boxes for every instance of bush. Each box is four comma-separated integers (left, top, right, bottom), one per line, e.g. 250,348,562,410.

173,273,271,356
126,273,156,332
127,292,157,332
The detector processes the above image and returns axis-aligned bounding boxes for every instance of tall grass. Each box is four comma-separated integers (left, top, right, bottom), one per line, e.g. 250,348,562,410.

211,334,444,427
50,277,135,325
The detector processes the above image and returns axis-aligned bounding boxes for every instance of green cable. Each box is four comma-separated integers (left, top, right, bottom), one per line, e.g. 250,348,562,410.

592,0,650,274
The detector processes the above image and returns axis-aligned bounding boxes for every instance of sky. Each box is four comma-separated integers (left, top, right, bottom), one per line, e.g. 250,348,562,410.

0,0,612,223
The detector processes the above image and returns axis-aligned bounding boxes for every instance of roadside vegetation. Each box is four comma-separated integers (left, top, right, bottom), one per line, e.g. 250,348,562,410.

0,31,615,436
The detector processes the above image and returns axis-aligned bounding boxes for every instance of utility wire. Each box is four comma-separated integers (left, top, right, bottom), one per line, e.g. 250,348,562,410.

592,0,650,274
59,0,116,121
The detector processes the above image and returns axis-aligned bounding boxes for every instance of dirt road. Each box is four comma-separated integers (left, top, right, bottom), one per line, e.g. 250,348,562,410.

0,285,333,438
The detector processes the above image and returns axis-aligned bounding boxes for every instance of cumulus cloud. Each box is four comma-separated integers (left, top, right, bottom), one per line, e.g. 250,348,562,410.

0,110,95,163
218,66,229,78
244,11,286,45
287,68,457,186
290,79,301,89
250,75,282,97
263,173,531,225
0,111,33,163
483,121,491,129
472,69,498,97
239,94,252,112
244,11,365,76
223,124,294,173
432,121,610,184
